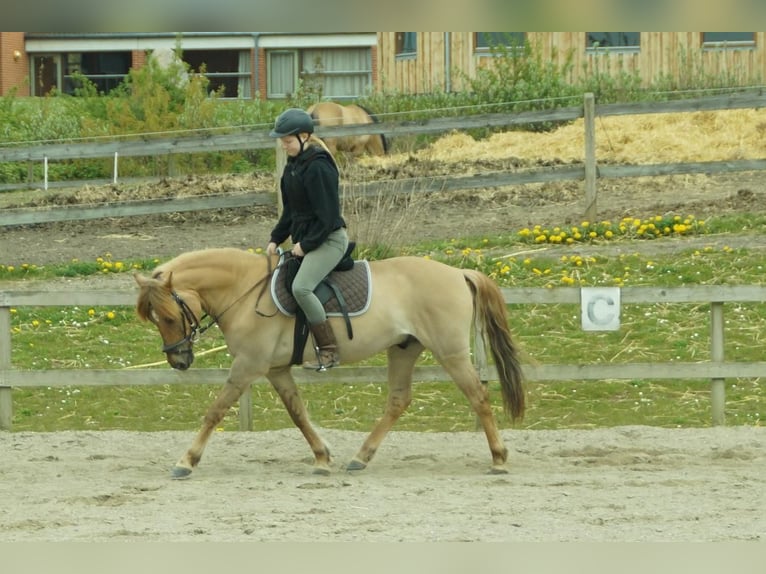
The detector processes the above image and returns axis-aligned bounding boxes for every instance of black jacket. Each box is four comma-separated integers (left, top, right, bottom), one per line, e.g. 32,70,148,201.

269,144,345,253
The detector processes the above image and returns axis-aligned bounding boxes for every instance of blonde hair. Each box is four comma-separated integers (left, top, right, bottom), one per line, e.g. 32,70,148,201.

304,133,339,171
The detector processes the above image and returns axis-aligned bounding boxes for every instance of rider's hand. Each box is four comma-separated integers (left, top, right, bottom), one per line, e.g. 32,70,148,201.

266,242,278,256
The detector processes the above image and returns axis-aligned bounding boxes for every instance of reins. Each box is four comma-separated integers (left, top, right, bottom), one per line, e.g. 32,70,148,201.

162,254,281,353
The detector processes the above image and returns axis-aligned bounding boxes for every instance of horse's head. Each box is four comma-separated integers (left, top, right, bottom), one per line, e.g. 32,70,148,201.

134,270,203,371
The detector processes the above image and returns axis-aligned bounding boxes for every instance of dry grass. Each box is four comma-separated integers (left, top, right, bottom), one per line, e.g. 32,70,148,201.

356,108,766,166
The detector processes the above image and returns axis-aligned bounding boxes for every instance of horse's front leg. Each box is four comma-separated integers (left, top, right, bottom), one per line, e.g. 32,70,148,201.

172,358,260,479
266,366,332,475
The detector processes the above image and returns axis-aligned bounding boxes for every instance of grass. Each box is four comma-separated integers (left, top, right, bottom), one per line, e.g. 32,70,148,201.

2,211,764,432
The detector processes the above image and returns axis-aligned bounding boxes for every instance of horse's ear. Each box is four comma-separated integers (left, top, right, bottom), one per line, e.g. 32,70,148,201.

133,270,172,289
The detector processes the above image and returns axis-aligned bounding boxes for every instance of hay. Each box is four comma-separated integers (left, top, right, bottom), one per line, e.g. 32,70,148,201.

360,108,766,166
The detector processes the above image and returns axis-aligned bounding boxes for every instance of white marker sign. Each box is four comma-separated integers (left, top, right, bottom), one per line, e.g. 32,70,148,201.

580,287,621,331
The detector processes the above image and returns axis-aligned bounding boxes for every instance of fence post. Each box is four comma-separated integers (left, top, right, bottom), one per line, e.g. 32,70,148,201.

0,305,13,430
710,302,726,425
235,138,286,430
238,385,253,431
473,315,489,431
113,152,119,184
275,141,286,216
583,92,597,222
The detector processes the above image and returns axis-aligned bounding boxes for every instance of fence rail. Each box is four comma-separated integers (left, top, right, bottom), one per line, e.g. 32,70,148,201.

2,284,763,431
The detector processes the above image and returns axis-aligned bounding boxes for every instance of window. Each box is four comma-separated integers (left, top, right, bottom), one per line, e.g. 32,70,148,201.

475,33,526,50
32,52,131,96
65,52,131,94
702,32,755,47
586,32,640,49
301,48,372,100
268,50,298,99
184,49,251,98
31,55,60,96
395,33,417,57
267,47,372,100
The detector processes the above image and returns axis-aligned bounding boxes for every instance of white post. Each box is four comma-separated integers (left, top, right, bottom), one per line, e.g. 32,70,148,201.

43,156,48,191
113,152,119,184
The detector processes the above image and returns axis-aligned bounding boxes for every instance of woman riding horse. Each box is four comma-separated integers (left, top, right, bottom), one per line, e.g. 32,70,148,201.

266,108,350,371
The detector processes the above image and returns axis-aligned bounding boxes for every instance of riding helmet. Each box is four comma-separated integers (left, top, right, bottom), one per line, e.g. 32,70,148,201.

269,108,315,137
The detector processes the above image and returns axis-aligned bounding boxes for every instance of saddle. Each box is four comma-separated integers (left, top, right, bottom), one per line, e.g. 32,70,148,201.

270,242,372,365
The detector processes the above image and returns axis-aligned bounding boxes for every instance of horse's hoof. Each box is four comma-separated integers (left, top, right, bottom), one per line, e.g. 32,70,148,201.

312,465,331,476
488,465,509,475
346,458,367,471
171,466,193,480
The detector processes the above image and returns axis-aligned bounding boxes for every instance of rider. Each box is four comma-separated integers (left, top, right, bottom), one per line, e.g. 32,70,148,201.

266,108,350,371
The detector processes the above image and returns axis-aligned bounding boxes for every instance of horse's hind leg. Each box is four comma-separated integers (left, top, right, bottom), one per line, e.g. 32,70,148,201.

347,341,424,471
439,356,509,474
266,366,332,475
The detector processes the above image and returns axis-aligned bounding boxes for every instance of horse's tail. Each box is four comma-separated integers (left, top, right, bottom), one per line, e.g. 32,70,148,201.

356,103,388,154
464,271,526,422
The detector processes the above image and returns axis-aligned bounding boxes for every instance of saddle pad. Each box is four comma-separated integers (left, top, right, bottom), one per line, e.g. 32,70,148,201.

270,260,372,317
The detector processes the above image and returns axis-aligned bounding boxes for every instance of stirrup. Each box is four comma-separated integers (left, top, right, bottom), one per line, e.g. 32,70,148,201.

302,347,338,372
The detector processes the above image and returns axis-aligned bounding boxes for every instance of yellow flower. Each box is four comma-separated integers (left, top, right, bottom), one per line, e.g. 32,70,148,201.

88,309,96,317
107,311,116,320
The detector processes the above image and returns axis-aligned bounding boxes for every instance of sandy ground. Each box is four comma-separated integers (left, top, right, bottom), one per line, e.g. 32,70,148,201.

0,425,763,542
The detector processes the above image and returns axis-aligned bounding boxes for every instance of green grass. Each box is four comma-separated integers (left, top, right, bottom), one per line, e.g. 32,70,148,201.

2,212,764,432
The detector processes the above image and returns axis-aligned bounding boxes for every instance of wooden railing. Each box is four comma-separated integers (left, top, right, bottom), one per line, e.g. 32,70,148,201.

2,284,764,431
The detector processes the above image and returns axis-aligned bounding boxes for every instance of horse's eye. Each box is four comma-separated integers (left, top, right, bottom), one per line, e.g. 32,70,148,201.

162,316,176,326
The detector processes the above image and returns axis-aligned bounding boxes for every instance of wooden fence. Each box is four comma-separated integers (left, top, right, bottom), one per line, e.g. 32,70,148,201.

2,284,765,432
2,90,766,227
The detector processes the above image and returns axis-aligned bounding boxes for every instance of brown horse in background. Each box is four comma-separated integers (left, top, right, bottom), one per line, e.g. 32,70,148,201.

307,101,388,156
134,248,525,479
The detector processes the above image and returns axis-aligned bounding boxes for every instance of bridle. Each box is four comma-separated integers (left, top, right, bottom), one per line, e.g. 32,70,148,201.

160,291,209,354
159,254,280,354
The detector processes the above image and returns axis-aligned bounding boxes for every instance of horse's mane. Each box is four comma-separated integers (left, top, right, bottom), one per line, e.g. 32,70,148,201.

136,248,265,322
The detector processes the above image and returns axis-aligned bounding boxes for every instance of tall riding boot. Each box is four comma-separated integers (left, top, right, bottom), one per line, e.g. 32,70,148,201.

303,320,340,371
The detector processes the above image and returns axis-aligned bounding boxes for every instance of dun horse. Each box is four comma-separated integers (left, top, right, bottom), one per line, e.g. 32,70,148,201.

134,248,525,478
307,101,388,156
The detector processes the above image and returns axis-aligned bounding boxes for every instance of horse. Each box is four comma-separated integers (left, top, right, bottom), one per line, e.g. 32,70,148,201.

307,101,388,156
133,248,525,478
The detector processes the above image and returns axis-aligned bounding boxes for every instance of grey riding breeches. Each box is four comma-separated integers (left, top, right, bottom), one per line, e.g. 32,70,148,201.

291,227,349,325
